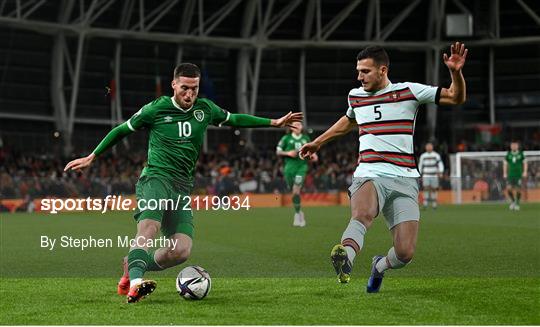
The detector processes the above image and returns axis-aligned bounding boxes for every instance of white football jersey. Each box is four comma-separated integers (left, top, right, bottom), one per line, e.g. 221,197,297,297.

346,81,441,178
418,151,444,177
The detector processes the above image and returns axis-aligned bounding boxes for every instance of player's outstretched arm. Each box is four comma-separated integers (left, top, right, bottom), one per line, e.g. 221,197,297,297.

299,115,355,159
276,148,297,158
63,122,134,171
225,111,303,128
439,41,467,106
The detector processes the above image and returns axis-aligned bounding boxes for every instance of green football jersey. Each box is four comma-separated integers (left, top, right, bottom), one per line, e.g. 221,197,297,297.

128,96,230,191
505,150,525,177
277,133,311,170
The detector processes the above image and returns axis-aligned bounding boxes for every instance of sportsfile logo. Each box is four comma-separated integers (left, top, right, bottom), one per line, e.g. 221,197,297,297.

40,195,250,214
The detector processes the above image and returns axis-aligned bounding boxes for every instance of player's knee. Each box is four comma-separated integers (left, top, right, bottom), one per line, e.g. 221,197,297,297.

351,209,375,228
137,220,160,238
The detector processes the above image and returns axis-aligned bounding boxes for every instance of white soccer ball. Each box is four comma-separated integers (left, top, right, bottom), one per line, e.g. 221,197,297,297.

176,265,211,300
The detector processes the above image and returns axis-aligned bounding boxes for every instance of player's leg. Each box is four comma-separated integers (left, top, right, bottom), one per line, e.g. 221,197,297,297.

123,176,168,302
422,177,429,209
332,178,380,283
151,204,195,268
292,183,305,226
506,182,516,210
367,178,419,293
284,171,300,226
150,233,192,268
375,220,418,273
514,179,522,210
293,169,307,226
432,178,440,209
126,218,160,302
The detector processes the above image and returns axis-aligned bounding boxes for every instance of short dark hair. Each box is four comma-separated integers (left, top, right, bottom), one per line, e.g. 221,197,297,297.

356,46,390,68
174,63,201,79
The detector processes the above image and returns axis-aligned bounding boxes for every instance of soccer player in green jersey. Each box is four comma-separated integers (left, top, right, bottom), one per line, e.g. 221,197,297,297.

64,63,302,303
503,141,527,211
276,121,317,227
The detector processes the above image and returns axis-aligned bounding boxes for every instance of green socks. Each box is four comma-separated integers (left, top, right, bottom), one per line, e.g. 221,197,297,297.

508,190,515,202
516,192,521,205
146,250,164,271
128,248,149,280
292,194,301,213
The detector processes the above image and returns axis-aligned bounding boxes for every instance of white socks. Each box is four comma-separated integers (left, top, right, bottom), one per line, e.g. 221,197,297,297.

130,278,142,288
340,219,367,263
375,247,408,273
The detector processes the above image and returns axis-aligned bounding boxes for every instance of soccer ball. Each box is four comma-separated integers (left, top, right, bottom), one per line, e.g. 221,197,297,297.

176,265,211,300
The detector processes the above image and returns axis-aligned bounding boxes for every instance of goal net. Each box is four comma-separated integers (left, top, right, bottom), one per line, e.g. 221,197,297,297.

449,151,540,204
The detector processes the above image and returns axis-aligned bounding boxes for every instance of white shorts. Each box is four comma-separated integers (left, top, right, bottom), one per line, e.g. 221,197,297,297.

422,176,439,189
348,177,420,230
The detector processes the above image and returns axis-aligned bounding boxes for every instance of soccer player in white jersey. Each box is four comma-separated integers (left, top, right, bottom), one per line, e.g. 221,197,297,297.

418,142,444,209
300,42,467,293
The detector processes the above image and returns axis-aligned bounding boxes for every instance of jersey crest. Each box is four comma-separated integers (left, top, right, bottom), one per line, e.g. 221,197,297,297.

194,110,204,122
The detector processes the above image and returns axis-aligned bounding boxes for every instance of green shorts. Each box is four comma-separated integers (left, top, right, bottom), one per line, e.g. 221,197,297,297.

507,176,522,188
284,166,308,189
134,176,194,239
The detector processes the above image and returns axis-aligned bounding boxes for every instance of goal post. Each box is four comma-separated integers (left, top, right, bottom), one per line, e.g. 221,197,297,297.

450,151,540,204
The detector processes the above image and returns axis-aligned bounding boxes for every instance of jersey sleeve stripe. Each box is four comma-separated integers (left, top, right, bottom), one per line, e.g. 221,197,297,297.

126,119,136,131
218,111,231,127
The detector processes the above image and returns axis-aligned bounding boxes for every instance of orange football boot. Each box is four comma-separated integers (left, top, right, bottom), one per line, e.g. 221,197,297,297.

127,280,157,303
117,257,129,295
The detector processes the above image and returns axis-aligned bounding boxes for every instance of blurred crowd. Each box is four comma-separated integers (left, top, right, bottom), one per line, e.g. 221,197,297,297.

0,146,358,199
0,141,537,201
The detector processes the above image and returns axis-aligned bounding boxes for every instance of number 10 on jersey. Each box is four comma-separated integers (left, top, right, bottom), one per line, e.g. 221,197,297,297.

178,122,192,137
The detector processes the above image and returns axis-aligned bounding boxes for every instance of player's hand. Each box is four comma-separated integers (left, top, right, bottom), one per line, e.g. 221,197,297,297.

307,152,319,162
64,153,95,172
443,42,468,72
522,172,528,178
503,173,507,179
286,150,297,158
299,142,320,160
271,111,303,128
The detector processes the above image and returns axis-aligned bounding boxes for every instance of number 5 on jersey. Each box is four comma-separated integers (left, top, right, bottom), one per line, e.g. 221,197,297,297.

178,122,192,137
374,105,382,120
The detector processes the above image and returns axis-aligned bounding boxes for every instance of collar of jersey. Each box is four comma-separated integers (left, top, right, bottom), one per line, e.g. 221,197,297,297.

366,80,393,95
171,96,193,112
291,133,303,140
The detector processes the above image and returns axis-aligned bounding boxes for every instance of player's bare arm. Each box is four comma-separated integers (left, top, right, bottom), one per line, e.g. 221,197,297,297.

276,149,298,158
439,41,467,106
523,160,528,178
225,111,303,128
503,160,508,179
271,111,303,128
64,153,96,171
64,121,134,171
299,115,356,159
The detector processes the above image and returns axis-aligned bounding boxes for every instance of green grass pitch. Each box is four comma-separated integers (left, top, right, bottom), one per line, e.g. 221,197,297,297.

1,204,539,325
